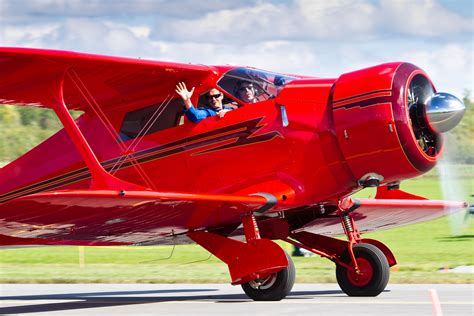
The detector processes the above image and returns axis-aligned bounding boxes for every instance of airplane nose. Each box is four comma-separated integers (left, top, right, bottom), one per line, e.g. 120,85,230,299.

425,92,465,133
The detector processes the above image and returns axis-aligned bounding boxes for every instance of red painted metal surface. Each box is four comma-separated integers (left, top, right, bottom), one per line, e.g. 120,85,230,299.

339,211,362,273
331,63,440,184
0,190,269,244
288,231,348,258
188,231,288,284
361,238,397,267
347,257,373,287
256,218,290,240
242,213,261,242
301,197,466,236
375,186,426,200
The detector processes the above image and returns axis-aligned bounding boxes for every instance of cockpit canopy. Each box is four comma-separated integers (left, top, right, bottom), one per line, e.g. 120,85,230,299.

217,68,297,104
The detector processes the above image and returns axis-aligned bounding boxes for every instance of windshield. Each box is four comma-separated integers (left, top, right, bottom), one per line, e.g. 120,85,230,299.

217,68,297,104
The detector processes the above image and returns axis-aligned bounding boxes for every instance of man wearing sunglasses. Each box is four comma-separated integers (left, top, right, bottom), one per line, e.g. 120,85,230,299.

235,80,257,104
175,82,233,123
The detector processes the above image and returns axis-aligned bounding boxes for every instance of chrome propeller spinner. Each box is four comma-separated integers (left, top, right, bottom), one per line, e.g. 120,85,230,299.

425,92,465,133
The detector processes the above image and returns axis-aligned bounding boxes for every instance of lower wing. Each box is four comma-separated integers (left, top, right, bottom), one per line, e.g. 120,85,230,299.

0,189,274,246
301,187,467,235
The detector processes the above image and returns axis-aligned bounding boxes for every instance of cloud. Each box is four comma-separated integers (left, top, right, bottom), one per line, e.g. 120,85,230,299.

399,44,473,97
150,2,289,42
1,0,258,19
3,0,471,42
1,19,158,58
297,0,378,39
154,40,318,73
149,0,472,43
378,0,473,37
1,22,60,47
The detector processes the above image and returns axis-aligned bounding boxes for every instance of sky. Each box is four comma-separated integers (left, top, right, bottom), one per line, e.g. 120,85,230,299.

0,0,472,97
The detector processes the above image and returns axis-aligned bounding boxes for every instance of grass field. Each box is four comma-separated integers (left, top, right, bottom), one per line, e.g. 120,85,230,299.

0,165,473,284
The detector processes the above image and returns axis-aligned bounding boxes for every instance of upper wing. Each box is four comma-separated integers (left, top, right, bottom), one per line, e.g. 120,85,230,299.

0,47,213,112
0,189,274,246
301,187,467,235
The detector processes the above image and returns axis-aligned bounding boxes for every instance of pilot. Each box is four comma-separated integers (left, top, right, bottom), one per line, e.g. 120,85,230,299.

235,80,257,104
175,82,233,123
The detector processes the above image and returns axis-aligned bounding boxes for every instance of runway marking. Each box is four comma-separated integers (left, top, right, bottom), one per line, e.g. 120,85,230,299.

429,289,444,316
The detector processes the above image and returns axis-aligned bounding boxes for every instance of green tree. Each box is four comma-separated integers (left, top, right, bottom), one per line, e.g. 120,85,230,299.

0,106,63,163
0,105,21,125
445,90,473,164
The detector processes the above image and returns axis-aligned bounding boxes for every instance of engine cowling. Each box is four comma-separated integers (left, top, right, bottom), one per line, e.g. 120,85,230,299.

331,62,465,186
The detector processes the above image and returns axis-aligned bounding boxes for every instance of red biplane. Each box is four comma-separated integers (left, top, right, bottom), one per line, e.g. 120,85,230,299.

0,48,466,300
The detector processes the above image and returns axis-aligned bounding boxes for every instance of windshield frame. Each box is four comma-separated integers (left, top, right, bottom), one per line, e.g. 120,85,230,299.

216,67,297,105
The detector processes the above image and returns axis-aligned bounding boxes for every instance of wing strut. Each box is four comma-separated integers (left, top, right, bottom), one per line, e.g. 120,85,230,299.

108,93,174,177
66,69,157,190
50,71,145,191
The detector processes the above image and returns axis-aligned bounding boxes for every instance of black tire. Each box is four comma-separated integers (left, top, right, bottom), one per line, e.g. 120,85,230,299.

336,243,389,297
241,253,295,301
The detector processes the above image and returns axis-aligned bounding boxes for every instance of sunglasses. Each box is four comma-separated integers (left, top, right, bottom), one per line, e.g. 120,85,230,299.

207,93,222,99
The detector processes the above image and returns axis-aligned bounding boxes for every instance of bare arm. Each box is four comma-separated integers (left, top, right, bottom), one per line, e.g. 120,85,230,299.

175,82,195,109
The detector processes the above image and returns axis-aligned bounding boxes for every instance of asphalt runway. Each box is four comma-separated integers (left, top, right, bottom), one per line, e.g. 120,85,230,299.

1,284,472,315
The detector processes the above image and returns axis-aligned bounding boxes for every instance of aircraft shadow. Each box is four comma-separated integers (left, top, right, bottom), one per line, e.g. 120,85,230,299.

0,288,345,314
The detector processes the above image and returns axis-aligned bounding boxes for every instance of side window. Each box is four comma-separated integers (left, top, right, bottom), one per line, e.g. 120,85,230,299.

119,98,184,140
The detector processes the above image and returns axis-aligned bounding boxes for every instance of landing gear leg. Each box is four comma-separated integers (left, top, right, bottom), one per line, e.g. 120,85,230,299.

240,213,295,301
335,203,390,296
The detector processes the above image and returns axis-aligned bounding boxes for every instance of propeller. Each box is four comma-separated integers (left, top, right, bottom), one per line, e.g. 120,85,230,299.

407,76,468,235
437,147,470,236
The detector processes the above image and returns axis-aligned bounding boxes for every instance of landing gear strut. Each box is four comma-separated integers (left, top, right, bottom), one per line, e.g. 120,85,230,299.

240,212,295,301
285,199,393,298
189,211,294,301
336,202,390,296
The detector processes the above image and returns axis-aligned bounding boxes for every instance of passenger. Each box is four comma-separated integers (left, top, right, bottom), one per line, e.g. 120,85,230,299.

175,82,233,123
235,80,258,104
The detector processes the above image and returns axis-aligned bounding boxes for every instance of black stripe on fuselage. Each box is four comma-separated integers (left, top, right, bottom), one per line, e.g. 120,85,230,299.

333,96,393,110
333,89,392,105
0,117,278,203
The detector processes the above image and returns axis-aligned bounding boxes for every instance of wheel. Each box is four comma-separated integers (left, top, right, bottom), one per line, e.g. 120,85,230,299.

336,243,389,296
241,253,295,301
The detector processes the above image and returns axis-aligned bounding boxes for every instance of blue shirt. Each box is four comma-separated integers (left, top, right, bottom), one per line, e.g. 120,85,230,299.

184,105,233,123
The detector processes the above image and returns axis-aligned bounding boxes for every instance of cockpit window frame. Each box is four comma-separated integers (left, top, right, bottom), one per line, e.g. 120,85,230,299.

216,68,297,105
